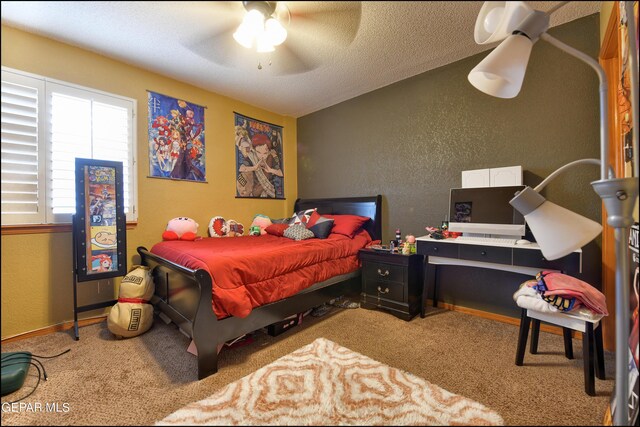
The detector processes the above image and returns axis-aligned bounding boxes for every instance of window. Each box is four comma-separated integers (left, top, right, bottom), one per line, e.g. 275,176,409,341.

1,68,137,226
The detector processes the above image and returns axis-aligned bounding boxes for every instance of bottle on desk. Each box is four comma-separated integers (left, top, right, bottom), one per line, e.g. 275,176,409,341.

395,228,402,246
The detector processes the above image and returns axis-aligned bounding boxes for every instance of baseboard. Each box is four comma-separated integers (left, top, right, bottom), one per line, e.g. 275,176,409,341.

1,316,107,344
428,299,583,340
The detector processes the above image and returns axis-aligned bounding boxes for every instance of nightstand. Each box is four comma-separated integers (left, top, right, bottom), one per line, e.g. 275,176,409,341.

359,249,424,321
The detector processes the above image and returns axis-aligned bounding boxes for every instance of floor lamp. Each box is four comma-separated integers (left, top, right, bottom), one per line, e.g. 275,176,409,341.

468,2,639,425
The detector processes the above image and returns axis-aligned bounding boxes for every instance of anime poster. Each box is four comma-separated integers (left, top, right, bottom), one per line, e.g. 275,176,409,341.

148,91,206,182
74,158,127,282
234,112,284,199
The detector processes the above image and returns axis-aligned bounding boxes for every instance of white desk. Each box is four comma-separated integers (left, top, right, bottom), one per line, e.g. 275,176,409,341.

416,235,582,317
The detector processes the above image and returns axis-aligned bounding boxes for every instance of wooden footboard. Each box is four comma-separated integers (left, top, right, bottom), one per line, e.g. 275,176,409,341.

137,246,220,379
138,246,361,380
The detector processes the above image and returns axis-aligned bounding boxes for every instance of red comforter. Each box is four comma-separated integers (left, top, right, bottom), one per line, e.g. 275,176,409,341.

150,230,371,319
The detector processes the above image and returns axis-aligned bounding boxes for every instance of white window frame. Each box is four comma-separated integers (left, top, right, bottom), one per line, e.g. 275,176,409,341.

1,66,138,225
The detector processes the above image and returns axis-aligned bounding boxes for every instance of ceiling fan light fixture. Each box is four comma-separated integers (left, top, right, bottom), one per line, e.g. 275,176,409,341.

234,1,287,52
256,37,275,53
264,17,287,46
233,24,255,48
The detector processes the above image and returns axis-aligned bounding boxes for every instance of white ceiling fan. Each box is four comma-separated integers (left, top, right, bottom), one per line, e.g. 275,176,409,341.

184,1,363,75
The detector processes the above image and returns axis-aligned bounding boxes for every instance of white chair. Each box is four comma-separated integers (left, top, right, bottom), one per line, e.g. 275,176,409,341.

515,308,605,396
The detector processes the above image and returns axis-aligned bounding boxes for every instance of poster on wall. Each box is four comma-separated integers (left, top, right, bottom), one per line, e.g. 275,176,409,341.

147,91,206,182
618,1,637,178
234,112,284,199
74,158,127,282
627,223,639,426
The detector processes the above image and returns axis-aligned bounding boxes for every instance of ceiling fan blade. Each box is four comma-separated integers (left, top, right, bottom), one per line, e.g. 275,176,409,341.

265,40,321,75
185,21,240,65
285,1,362,46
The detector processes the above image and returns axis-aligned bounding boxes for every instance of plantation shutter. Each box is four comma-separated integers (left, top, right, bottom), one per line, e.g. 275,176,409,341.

1,71,46,225
46,82,135,223
1,68,137,226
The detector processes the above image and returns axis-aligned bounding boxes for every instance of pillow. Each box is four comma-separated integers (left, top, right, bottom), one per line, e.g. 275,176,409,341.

265,223,289,237
283,224,315,241
305,211,335,239
308,219,334,239
289,208,316,225
270,217,291,224
323,214,370,239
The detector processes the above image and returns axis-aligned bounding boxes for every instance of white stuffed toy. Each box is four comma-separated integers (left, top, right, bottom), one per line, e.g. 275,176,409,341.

107,265,155,339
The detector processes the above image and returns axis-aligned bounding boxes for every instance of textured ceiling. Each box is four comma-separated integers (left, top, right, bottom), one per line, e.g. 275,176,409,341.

1,1,601,118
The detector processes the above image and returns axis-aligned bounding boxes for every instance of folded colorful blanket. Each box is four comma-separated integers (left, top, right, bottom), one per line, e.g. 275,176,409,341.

513,280,560,313
532,271,609,316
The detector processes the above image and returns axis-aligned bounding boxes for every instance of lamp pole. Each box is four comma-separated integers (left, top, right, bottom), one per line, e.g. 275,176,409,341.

471,2,639,423
540,5,639,425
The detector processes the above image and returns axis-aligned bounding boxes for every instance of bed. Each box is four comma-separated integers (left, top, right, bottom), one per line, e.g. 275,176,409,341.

137,195,382,379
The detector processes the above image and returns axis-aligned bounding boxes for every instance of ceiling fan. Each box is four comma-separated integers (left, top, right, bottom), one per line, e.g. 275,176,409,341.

184,1,362,75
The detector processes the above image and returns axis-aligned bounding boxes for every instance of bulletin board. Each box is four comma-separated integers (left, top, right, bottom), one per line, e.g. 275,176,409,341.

73,158,127,282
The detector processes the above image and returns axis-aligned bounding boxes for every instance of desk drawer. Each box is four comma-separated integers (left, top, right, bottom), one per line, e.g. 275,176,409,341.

363,279,404,302
459,244,511,264
418,241,458,258
363,262,405,283
513,248,580,274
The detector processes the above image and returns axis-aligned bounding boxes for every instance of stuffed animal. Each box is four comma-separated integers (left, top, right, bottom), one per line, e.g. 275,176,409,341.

162,217,199,241
250,214,272,235
107,265,155,339
208,216,244,237
403,234,417,254
226,220,244,237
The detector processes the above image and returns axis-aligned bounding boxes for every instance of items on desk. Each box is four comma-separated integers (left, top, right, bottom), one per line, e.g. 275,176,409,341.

424,226,460,240
395,228,402,246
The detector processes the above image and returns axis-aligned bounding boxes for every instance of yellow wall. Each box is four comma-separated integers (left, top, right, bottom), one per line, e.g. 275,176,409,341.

0,25,298,339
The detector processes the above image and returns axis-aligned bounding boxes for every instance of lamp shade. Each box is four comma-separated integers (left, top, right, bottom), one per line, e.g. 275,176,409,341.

468,34,533,98
474,1,534,44
510,186,603,260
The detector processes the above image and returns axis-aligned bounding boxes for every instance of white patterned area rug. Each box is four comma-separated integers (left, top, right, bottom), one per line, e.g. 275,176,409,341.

157,338,504,426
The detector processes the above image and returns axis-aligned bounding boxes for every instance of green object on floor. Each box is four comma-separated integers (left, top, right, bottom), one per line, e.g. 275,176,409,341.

1,352,32,396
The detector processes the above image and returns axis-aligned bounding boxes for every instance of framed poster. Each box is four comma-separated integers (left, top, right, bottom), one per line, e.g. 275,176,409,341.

74,158,127,282
148,91,206,182
234,112,284,199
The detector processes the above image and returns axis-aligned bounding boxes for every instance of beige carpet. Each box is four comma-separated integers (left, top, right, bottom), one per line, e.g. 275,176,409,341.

0,307,614,426
157,337,504,426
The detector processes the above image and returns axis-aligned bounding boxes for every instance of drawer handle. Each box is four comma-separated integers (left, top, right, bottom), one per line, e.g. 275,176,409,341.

481,251,487,256
377,286,390,294
541,257,546,261
432,247,438,252
377,268,390,277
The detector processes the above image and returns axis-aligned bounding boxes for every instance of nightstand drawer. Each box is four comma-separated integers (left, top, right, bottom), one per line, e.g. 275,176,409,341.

363,280,404,302
363,262,405,283
459,244,510,264
513,248,580,274
418,241,458,258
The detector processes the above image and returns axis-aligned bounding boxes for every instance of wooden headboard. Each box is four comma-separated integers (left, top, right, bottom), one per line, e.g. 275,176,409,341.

294,195,382,241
